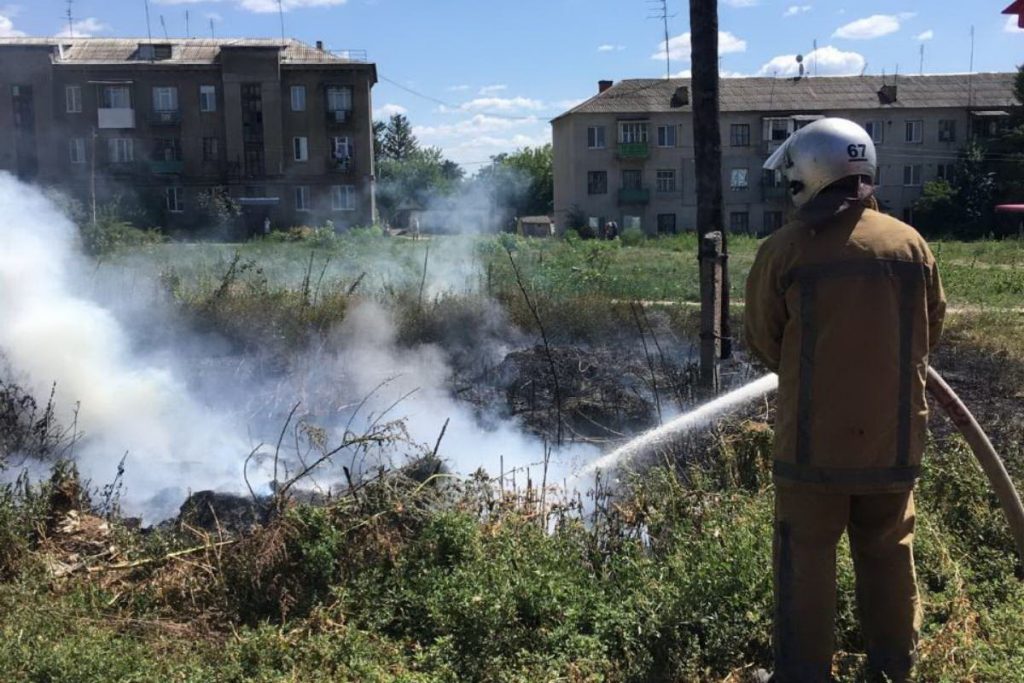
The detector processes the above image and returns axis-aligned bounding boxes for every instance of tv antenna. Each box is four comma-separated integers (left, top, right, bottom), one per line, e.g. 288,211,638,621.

278,0,286,42
159,14,169,40
210,18,215,38
185,9,190,38
919,43,925,75
647,0,676,79
65,0,74,37
144,0,153,43
812,39,818,76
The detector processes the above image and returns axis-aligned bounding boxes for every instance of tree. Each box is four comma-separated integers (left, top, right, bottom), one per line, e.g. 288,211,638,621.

376,147,463,220
475,144,553,218
372,120,387,160
914,142,997,238
381,114,419,161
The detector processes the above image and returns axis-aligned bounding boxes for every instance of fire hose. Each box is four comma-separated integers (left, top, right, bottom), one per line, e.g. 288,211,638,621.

926,366,1024,566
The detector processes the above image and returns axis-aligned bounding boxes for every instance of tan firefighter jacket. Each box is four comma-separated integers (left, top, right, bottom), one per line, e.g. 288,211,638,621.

745,202,946,493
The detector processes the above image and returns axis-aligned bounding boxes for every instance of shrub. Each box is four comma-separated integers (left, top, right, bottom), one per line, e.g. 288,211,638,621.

620,227,645,247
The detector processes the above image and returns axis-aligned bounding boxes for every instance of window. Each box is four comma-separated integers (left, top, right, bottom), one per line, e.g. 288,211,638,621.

326,86,353,112
730,123,750,147
765,118,791,142
864,120,884,144
657,125,676,147
729,212,750,234
905,120,923,144
903,164,922,186
587,171,607,195
202,137,219,161
730,168,749,190
657,213,677,235
618,121,648,144
166,187,184,213
65,85,82,113
656,169,677,193
291,85,306,112
102,85,131,109
587,126,606,149
621,169,643,190
107,138,134,163
152,87,178,112
153,138,182,161
199,85,216,112
623,215,642,232
902,207,914,224
938,120,957,143
937,164,956,182
293,136,309,162
762,169,783,189
763,211,784,234
331,185,355,211
68,138,85,164
295,186,311,212
332,136,352,159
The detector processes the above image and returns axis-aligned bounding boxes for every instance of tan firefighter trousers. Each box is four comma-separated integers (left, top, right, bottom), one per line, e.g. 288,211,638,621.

773,486,923,682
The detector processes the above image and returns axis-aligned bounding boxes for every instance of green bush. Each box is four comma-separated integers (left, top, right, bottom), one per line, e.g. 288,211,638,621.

620,227,645,247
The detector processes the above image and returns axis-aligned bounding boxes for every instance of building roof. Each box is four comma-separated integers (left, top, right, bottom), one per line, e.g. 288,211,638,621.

0,37,369,66
554,73,1020,121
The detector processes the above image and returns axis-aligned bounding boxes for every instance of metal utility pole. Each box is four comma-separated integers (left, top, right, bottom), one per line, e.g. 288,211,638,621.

690,0,731,381
90,128,97,226
65,0,74,37
278,0,286,42
648,0,674,79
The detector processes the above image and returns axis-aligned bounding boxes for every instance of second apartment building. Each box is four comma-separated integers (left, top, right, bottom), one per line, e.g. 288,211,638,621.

0,37,377,232
552,73,1019,236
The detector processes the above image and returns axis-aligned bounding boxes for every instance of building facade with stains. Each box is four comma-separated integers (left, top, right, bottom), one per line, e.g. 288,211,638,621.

552,74,1019,236
0,38,376,234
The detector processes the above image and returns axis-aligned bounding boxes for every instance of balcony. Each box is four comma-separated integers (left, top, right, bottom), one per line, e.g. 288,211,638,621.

617,142,649,160
326,109,352,125
149,110,182,126
98,108,135,129
618,187,650,205
150,159,184,174
327,155,354,173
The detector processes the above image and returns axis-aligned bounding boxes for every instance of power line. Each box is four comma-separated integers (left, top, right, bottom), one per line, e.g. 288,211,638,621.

377,75,538,122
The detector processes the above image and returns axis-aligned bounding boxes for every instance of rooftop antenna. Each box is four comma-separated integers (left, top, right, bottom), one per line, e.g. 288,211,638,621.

65,0,74,37
144,0,153,44
278,0,286,42
860,62,869,77
210,18,215,38
159,14,169,40
185,9,190,38
919,44,925,75
812,39,818,76
968,25,975,107
647,0,675,79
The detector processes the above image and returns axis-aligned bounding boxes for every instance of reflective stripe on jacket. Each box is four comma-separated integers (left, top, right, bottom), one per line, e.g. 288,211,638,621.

745,205,946,493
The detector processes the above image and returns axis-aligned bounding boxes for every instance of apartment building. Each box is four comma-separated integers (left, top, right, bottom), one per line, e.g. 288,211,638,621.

0,38,377,233
552,73,1019,236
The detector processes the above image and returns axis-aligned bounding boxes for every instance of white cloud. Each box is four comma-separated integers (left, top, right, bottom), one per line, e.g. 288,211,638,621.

478,84,507,95
652,30,747,62
916,29,934,41
413,115,550,166
154,0,348,11
597,44,625,52
552,97,587,110
758,45,866,77
459,96,545,112
376,103,408,118
1006,16,1023,33
55,17,109,38
833,13,913,40
415,114,540,139
723,0,758,7
784,5,812,17
672,68,747,78
0,13,24,37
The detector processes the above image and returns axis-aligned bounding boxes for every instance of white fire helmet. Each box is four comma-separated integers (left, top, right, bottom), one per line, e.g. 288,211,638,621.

763,117,878,208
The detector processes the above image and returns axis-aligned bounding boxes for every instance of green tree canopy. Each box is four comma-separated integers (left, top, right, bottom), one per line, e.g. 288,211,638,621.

475,144,553,219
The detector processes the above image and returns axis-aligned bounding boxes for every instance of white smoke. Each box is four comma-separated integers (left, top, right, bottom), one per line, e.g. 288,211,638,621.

0,173,250,518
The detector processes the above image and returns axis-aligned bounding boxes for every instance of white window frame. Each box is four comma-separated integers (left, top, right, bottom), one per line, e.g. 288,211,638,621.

905,120,923,144
864,120,884,144
656,125,676,148
69,138,86,164
730,123,751,147
326,86,353,112
331,184,355,211
587,126,606,149
108,137,134,163
764,117,792,142
331,136,352,159
166,186,184,213
618,121,648,144
199,85,217,112
65,85,82,114
103,85,131,109
295,185,311,212
903,164,922,187
293,136,309,162
655,169,676,193
730,168,749,190
623,215,642,232
291,85,307,112
152,86,178,112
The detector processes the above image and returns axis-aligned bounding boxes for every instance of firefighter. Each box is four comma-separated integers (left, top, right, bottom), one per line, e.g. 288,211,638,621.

745,118,946,683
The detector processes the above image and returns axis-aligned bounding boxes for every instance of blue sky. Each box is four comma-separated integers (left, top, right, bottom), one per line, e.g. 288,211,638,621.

3,1,1022,168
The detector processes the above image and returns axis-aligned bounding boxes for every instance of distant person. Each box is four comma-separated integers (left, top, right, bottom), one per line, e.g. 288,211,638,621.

412,216,421,240
603,220,618,240
262,216,271,236
745,118,946,683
